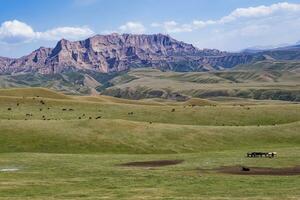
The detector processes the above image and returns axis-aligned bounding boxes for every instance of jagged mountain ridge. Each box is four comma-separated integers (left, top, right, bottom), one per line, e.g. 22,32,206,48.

0,33,255,74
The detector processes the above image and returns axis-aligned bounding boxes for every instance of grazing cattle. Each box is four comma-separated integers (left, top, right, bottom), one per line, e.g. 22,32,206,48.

89,117,92,119
242,167,250,171
96,116,102,119
69,109,74,111
247,152,277,158
40,108,43,111
17,103,19,106
40,100,45,105
171,108,175,112
128,112,134,115
267,152,277,158
62,108,67,111
7,108,12,111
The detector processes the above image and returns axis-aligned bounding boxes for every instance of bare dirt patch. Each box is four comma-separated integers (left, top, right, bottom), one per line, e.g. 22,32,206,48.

216,165,300,176
120,160,184,167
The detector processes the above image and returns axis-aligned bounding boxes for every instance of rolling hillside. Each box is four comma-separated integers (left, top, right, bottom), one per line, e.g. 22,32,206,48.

0,88,299,199
101,66,300,102
0,35,300,103
0,87,299,154
0,59,299,102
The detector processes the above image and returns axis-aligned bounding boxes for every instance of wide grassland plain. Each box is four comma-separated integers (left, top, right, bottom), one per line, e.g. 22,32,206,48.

0,88,299,199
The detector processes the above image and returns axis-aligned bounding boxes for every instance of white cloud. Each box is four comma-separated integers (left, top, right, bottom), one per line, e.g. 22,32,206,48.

119,22,146,34
0,20,94,44
219,2,300,23
151,20,203,33
151,21,193,33
102,22,146,34
0,20,36,43
192,20,216,28
193,15,300,51
152,20,218,33
152,2,300,33
101,30,118,35
37,26,94,40
2,2,300,52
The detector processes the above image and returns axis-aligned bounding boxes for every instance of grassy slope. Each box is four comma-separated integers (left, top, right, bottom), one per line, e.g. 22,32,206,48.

1,95,300,126
0,88,299,153
1,150,299,200
0,119,299,154
0,88,299,199
101,68,300,101
1,64,299,101
0,87,70,99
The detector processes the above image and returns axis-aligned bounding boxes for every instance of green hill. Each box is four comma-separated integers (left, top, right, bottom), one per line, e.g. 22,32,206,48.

0,87,70,99
101,67,300,102
0,87,299,154
0,88,300,199
1,60,300,102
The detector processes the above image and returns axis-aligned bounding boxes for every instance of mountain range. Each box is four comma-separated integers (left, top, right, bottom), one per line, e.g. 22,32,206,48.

0,33,261,74
0,33,299,102
1,33,300,75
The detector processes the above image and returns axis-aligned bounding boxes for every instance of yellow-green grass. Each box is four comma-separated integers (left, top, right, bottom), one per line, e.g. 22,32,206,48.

0,119,299,154
117,69,300,91
0,95,300,126
0,88,299,153
0,87,70,99
102,68,300,102
73,95,165,106
0,88,299,199
0,149,299,199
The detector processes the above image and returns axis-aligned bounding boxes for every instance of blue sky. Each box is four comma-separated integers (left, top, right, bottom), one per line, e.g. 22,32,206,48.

1,0,300,57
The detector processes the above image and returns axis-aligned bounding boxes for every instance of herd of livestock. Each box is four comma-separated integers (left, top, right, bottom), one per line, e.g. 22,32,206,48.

247,152,277,158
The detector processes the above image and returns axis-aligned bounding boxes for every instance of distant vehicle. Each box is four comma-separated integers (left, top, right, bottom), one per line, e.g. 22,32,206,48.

247,152,277,158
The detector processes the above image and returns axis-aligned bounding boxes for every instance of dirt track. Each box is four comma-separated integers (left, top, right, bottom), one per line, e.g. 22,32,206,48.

120,160,184,167
216,165,300,176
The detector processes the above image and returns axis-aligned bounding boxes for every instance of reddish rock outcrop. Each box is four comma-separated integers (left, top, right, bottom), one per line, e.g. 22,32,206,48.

0,34,254,74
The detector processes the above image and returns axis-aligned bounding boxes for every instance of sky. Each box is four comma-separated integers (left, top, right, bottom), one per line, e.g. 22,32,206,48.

1,0,300,57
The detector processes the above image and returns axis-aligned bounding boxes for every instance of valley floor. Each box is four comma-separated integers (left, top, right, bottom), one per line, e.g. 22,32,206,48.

0,88,299,199
1,149,300,200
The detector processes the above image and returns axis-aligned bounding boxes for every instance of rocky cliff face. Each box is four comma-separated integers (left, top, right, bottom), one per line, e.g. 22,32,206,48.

0,34,256,74
0,57,13,73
